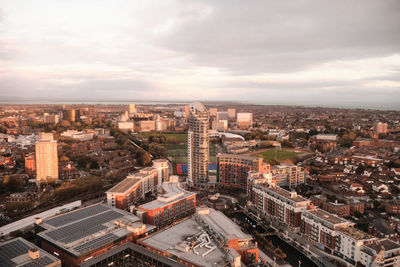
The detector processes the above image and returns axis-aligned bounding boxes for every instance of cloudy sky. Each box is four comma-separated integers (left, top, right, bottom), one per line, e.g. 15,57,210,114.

0,0,399,108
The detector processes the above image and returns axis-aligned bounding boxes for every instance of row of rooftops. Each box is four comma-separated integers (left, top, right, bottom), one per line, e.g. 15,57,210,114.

106,167,157,194
36,203,155,257
138,182,196,210
254,183,310,205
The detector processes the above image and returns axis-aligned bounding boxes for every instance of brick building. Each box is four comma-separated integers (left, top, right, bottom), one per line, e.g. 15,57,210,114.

137,182,196,226
217,154,270,190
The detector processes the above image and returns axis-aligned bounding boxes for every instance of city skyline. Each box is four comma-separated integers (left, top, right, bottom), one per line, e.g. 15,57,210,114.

0,1,399,109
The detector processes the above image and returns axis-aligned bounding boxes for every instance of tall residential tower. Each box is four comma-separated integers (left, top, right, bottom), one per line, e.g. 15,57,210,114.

35,133,58,184
188,102,209,187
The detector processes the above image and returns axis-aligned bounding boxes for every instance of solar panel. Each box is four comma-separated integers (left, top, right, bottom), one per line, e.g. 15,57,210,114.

20,256,55,267
44,204,109,227
74,233,118,253
45,210,124,243
0,239,30,262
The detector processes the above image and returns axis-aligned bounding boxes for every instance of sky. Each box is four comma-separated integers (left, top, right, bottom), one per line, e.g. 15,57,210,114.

0,0,399,108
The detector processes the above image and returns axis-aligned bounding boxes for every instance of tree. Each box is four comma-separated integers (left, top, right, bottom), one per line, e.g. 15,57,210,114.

355,165,366,175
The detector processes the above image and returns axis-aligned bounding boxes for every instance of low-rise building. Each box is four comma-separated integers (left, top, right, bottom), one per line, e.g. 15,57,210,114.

0,237,61,267
106,167,159,210
137,182,196,226
36,203,154,267
360,239,400,267
138,207,258,266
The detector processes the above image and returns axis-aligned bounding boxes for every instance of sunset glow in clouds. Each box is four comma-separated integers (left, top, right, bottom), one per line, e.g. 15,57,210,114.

0,0,399,108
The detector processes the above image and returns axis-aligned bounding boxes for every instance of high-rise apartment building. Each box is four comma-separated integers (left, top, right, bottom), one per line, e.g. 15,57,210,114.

208,108,218,117
237,112,253,129
228,108,236,120
63,109,76,122
188,102,209,187
216,111,229,121
43,113,59,124
35,133,58,184
129,104,137,114
373,122,388,134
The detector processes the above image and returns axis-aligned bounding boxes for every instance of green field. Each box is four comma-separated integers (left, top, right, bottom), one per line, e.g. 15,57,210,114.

165,144,219,164
252,149,301,163
165,143,219,174
137,132,188,143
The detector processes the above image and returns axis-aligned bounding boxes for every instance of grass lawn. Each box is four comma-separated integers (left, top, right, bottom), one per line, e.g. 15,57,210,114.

137,132,188,143
165,143,219,171
252,149,301,163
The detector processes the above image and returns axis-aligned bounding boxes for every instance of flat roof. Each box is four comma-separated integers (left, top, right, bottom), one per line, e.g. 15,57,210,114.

38,203,143,257
197,207,251,240
257,184,310,205
138,182,195,210
263,185,309,203
141,217,230,267
79,243,186,267
306,209,349,226
217,153,261,162
0,237,61,267
365,239,400,253
337,227,375,241
106,177,141,194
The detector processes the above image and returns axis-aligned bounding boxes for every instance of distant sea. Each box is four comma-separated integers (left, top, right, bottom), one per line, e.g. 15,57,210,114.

0,98,398,111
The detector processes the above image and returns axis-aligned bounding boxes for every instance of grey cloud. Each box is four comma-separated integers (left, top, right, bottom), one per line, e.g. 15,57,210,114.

0,74,156,100
157,0,400,74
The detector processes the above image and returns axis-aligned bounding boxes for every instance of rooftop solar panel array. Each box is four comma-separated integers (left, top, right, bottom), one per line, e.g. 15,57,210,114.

19,256,55,267
45,210,124,243
44,204,109,227
0,239,31,267
74,233,118,253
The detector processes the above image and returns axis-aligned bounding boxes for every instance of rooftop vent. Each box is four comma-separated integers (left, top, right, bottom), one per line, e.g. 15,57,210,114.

28,248,40,260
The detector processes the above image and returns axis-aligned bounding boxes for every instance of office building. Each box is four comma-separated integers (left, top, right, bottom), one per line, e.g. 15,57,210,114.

217,154,270,190
0,237,61,267
236,113,253,129
137,181,196,226
35,203,153,267
138,207,258,266
35,133,58,184
188,102,209,187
